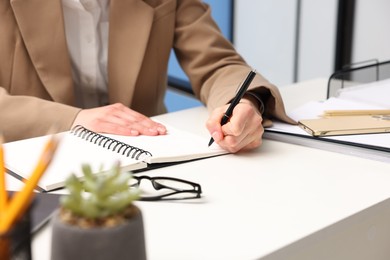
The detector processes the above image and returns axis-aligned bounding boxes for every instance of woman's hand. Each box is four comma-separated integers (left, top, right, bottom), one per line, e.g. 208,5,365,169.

206,98,264,153
71,103,167,136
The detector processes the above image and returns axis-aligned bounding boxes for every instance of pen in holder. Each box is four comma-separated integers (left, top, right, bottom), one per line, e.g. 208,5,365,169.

0,206,32,260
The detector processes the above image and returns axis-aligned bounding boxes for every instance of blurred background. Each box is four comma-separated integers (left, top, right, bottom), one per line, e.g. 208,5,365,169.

165,0,390,111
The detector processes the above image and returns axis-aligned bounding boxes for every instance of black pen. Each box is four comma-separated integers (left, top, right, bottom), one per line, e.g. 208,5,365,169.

208,69,257,147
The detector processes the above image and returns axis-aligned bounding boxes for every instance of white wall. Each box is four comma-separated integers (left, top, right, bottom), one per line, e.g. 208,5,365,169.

352,0,390,63
297,0,338,81
234,0,297,86
234,1,390,87
234,0,338,87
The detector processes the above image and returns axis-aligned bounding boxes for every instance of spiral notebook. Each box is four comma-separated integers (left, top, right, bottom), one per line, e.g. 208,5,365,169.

4,125,227,191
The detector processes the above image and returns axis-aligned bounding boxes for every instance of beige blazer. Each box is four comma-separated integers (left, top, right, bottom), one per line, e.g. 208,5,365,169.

0,0,294,142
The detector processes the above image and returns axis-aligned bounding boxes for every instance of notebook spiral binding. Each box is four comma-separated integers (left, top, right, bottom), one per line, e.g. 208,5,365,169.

70,125,153,160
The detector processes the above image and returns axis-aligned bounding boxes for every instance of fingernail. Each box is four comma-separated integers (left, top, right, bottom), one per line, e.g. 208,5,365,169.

157,126,166,134
148,128,158,134
130,129,139,135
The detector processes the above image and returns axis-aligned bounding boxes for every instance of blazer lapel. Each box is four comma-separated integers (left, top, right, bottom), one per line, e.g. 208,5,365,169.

10,0,75,105
11,0,154,106
108,0,154,105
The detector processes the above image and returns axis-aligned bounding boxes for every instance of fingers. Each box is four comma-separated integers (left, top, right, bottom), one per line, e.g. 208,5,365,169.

207,102,264,153
206,105,227,143
113,104,167,135
71,103,167,136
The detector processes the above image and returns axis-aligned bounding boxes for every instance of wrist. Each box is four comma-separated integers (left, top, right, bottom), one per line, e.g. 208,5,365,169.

243,91,265,115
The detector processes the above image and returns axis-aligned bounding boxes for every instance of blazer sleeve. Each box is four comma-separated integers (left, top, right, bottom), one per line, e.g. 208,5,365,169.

172,0,296,125
0,87,80,142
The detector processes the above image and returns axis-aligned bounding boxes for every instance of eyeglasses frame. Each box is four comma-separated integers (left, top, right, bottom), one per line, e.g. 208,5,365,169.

131,175,202,201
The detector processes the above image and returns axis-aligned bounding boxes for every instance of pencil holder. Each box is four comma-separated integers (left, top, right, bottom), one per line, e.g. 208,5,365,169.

0,208,32,260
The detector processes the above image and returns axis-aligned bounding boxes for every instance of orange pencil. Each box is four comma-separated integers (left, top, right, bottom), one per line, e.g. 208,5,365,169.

0,134,7,214
0,135,58,233
0,133,8,260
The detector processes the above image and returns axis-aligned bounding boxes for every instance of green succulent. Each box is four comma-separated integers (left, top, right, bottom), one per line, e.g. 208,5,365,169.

60,162,139,219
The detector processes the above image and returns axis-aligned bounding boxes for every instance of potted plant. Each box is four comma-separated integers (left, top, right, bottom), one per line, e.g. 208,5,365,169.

50,162,146,260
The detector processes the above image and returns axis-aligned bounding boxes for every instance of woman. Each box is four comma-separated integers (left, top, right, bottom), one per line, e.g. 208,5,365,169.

0,0,294,152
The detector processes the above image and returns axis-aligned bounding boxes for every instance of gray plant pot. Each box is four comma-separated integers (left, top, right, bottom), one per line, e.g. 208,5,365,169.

50,206,146,260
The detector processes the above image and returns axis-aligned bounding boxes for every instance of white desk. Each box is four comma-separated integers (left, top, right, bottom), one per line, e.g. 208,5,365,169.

27,79,390,259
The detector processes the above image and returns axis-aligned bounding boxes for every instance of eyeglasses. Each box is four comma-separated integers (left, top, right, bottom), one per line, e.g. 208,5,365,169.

130,175,202,201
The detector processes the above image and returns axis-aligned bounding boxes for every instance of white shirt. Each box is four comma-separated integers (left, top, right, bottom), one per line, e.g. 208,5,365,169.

61,0,110,108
